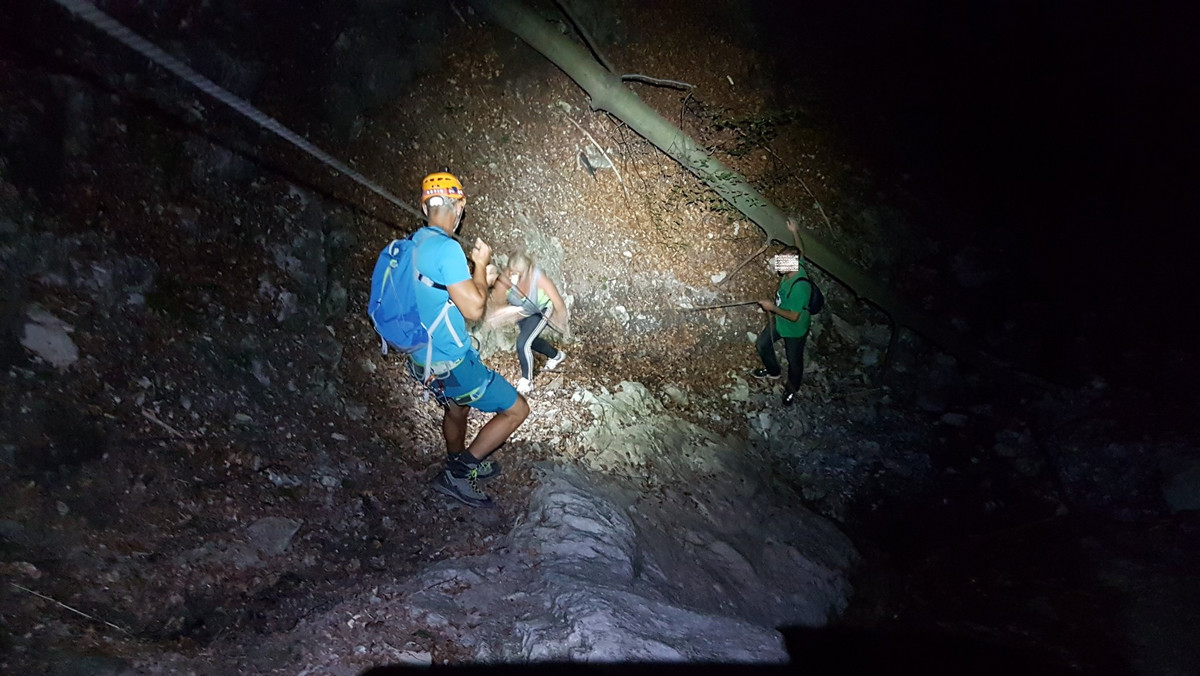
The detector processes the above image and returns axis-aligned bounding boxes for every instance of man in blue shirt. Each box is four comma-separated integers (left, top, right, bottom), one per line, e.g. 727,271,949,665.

409,172,528,508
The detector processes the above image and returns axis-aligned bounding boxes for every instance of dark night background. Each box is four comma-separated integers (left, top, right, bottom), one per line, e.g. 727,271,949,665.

758,0,1199,395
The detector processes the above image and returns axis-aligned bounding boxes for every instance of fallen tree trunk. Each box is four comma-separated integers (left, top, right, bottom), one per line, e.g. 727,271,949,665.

471,0,1018,381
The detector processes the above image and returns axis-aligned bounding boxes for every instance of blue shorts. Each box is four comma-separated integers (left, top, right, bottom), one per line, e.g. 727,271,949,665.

410,350,518,413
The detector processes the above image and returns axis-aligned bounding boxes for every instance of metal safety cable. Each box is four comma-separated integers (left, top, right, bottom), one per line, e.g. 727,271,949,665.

51,0,424,222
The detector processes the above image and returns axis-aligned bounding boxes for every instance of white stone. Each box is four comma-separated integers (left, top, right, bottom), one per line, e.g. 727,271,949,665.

392,650,432,666
728,377,751,402
20,307,79,370
662,385,689,407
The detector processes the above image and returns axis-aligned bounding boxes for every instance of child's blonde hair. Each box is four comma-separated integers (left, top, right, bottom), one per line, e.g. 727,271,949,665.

509,252,533,276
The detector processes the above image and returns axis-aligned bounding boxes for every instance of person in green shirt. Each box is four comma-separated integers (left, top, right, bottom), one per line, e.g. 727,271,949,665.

752,219,812,406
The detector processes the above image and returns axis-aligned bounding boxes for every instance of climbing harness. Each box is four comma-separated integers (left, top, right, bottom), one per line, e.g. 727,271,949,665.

50,0,424,222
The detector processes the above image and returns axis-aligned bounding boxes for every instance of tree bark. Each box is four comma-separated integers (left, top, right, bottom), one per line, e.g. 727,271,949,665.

471,0,1017,381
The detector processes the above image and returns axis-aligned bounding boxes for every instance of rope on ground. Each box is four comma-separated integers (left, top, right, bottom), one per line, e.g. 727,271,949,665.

50,0,423,222
10,583,131,635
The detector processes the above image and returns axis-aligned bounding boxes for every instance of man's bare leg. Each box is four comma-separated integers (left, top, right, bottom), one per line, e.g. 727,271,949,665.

466,396,529,461
443,402,469,455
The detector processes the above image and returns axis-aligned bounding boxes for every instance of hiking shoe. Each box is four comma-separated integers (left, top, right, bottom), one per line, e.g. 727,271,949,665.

432,470,494,508
545,350,567,371
448,452,502,482
782,390,799,407
751,368,781,380
516,377,533,395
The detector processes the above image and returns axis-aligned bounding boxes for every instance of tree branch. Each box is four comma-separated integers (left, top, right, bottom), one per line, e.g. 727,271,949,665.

763,144,835,237
621,74,694,90
679,300,760,311
553,0,616,73
717,241,772,287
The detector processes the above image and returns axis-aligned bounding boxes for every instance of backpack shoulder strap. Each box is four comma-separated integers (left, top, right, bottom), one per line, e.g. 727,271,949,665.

785,274,814,311
786,274,811,293
410,227,449,291
383,238,405,257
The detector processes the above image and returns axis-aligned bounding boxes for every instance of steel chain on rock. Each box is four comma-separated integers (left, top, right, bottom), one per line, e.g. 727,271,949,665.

52,0,423,221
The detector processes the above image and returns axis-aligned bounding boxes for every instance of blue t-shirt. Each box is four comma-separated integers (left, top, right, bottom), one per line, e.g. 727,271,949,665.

412,227,472,365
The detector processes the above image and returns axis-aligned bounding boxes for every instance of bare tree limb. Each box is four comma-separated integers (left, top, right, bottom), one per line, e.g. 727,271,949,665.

763,145,835,237
717,241,771,287
621,74,694,90
679,300,760,311
553,0,616,73
800,179,835,236
142,408,187,439
715,242,772,286
679,89,693,132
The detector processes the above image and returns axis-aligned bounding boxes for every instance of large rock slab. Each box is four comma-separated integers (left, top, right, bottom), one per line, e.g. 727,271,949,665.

400,465,794,663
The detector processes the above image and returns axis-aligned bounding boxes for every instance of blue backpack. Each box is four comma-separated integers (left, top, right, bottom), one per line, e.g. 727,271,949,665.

367,233,459,377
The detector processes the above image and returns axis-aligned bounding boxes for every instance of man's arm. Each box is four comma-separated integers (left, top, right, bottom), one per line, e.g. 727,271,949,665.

486,268,508,309
757,300,802,323
447,238,495,322
787,218,804,258
447,279,487,321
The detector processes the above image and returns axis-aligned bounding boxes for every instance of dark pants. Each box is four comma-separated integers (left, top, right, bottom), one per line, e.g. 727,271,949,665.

756,320,807,392
517,313,557,380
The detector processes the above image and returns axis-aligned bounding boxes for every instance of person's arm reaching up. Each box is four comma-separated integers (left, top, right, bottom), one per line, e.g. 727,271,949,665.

447,238,494,321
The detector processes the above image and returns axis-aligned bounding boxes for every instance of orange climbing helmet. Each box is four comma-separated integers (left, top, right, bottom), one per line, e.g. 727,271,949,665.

421,171,466,206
